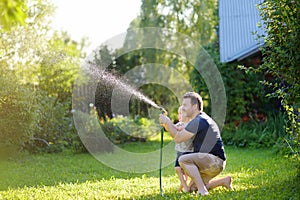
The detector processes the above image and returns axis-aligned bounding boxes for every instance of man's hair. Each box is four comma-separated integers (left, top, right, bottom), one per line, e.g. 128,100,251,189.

183,92,203,111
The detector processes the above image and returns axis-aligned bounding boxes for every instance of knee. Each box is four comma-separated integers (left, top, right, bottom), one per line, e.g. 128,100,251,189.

178,155,186,166
178,161,185,169
178,156,184,163
175,167,182,174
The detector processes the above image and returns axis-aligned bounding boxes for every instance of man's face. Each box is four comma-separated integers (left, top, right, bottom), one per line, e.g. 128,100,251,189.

178,109,189,123
181,98,195,118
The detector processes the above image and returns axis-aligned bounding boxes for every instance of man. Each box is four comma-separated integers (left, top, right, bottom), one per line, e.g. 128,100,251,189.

159,92,232,196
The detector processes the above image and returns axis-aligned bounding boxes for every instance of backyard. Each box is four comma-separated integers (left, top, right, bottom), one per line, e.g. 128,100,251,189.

0,141,298,200
1,0,299,199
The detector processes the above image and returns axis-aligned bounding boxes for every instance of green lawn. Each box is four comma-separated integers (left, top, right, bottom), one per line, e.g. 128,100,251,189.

0,142,299,200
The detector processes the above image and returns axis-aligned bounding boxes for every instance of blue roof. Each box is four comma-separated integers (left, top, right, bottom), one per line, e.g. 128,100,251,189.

219,0,266,63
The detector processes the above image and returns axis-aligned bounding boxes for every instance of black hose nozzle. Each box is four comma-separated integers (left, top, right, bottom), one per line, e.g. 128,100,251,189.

159,107,168,115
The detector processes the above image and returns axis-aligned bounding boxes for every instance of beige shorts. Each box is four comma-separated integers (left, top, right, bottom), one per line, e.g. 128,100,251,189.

178,153,226,184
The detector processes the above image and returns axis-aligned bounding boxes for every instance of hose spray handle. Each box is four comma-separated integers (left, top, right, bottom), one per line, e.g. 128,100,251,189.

159,107,168,116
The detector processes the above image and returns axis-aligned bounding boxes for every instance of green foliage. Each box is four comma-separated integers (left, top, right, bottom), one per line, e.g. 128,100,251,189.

38,32,82,99
0,0,85,155
256,0,300,154
101,116,160,144
23,30,83,153
132,83,181,120
24,91,75,153
69,110,115,154
191,42,271,122
222,112,286,149
138,0,218,45
93,48,187,120
93,0,219,121
0,69,36,159
0,0,28,30
0,147,298,199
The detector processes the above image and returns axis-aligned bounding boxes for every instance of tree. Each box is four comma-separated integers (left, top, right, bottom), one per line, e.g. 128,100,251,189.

0,0,85,154
128,0,282,129
0,0,28,30
138,0,218,45
0,0,47,157
106,0,219,117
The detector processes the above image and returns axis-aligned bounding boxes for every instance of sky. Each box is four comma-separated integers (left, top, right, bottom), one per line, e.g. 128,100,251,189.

51,0,142,53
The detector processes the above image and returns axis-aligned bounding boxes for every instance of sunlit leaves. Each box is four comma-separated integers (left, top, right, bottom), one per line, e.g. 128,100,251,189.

0,0,28,30
138,0,218,44
0,0,85,153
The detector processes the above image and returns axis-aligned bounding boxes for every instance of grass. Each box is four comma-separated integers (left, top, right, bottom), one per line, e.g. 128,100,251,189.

0,140,299,200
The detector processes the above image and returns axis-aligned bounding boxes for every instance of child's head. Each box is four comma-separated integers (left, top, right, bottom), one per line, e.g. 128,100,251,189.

178,106,189,123
178,106,183,122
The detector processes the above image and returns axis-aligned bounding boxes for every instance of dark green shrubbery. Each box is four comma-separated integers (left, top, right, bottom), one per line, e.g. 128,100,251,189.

191,42,271,124
222,0,300,155
24,91,76,153
256,0,300,155
222,111,289,150
73,110,114,154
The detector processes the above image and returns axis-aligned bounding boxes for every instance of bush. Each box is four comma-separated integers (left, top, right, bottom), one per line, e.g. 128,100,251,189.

101,116,160,144
256,0,300,155
71,110,114,153
0,70,36,159
24,90,76,153
222,112,286,148
191,42,273,123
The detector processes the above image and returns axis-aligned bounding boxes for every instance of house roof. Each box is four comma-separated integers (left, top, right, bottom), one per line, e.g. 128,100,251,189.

219,0,266,63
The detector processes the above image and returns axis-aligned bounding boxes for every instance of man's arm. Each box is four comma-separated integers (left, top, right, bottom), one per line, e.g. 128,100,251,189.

159,114,194,143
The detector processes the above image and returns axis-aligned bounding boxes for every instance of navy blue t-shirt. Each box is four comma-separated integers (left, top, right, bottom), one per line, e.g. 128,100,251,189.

185,112,226,161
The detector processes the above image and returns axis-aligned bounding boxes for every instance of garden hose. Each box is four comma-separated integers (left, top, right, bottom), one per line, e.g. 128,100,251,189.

159,126,164,196
159,107,167,196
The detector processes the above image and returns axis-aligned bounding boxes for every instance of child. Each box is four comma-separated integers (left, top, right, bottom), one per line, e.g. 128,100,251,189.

174,106,194,192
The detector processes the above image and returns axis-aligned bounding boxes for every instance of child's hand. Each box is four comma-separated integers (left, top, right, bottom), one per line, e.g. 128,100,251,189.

159,114,170,125
175,126,184,131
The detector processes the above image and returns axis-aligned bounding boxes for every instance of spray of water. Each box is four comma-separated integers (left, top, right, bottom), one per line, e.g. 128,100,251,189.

83,63,161,110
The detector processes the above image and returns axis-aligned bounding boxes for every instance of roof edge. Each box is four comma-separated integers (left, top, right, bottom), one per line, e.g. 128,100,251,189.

221,43,264,63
